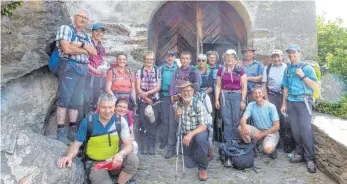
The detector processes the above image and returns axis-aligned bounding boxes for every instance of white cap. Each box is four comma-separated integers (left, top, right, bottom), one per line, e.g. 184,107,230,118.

225,49,237,57
197,54,207,61
144,105,155,123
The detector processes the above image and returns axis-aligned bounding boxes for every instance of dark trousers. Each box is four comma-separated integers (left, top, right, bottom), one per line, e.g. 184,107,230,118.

183,131,209,170
85,75,104,112
287,101,315,161
268,94,285,141
158,95,175,147
138,101,159,147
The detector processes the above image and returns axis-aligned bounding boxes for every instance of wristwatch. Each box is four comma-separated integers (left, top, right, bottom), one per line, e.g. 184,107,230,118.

81,41,85,48
300,75,307,80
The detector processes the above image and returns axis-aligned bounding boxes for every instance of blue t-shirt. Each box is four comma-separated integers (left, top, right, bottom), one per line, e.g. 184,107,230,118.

159,63,178,96
243,60,264,93
75,114,130,143
244,101,279,130
281,61,318,102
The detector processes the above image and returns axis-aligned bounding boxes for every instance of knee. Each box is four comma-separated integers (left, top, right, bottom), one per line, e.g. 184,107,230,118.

122,154,139,175
263,145,275,154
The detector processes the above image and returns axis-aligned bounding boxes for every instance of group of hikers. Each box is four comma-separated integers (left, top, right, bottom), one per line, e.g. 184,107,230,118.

55,10,319,184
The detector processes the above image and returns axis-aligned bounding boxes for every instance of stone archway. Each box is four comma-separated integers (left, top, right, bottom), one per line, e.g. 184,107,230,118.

148,1,252,64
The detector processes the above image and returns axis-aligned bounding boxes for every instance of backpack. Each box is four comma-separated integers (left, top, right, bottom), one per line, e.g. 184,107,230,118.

175,66,198,83
286,60,321,101
282,114,296,153
47,25,78,76
112,68,132,82
219,139,257,170
78,114,122,162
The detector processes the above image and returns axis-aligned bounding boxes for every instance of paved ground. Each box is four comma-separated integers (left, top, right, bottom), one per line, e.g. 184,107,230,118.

134,143,336,184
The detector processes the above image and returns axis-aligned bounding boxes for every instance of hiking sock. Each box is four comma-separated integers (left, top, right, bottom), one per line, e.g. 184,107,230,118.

58,124,65,129
69,122,77,127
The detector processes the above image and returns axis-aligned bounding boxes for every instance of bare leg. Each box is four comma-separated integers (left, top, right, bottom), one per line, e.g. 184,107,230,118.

56,106,66,125
68,109,78,122
117,171,134,184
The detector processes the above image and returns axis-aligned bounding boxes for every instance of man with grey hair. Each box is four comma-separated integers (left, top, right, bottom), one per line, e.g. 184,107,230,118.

57,93,139,184
55,10,97,145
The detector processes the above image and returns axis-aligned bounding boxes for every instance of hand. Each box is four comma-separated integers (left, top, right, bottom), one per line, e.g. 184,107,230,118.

240,101,246,111
215,101,220,109
140,91,148,97
57,156,73,168
295,68,305,78
183,132,193,146
93,68,102,75
205,88,212,94
112,153,123,168
254,132,264,140
71,41,82,47
176,107,183,116
280,105,286,113
100,70,107,77
171,96,175,104
242,126,250,136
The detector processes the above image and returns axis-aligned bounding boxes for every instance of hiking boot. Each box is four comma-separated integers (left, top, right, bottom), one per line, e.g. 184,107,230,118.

159,142,166,149
269,149,278,160
142,146,149,155
57,127,70,145
223,158,232,168
289,154,304,163
68,126,77,141
148,146,155,155
198,169,208,181
306,160,317,173
165,150,176,159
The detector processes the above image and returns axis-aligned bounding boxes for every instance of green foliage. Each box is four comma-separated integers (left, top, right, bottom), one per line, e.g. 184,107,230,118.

314,93,347,119
317,14,347,83
1,1,23,16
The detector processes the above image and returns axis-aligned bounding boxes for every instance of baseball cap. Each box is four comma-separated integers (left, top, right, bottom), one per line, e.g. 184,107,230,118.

92,23,105,31
286,44,300,52
166,50,176,56
225,49,238,57
271,50,283,56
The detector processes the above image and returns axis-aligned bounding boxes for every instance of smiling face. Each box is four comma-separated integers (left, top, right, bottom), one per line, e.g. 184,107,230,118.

208,54,217,66
197,58,207,69
117,54,127,68
73,11,89,29
181,85,194,103
166,55,175,65
180,54,191,68
225,54,236,66
271,54,283,66
287,50,300,63
243,50,255,60
144,54,155,67
92,28,104,42
115,100,128,116
252,87,265,103
98,100,115,121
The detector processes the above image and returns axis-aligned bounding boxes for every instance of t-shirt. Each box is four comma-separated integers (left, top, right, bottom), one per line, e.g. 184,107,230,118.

244,101,279,130
76,114,130,143
216,67,245,90
106,67,135,93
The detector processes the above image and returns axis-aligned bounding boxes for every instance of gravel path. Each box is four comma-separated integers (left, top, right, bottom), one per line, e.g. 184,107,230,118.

134,143,336,184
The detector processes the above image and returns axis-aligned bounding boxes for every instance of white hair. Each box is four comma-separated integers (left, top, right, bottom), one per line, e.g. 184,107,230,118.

97,93,116,105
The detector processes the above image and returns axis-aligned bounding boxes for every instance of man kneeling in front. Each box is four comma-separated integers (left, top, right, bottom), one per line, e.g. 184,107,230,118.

57,93,138,184
239,85,280,159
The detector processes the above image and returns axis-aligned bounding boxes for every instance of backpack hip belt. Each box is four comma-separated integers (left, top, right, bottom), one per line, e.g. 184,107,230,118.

222,89,242,93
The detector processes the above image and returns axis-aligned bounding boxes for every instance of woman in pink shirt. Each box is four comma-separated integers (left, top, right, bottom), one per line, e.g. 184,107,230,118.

214,49,247,166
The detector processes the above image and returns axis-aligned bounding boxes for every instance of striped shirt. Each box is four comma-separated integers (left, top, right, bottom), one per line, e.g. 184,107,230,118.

174,100,207,134
136,67,162,102
55,24,92,64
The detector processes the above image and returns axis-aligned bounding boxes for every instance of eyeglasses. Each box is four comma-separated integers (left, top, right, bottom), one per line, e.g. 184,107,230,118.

116,105,128,109
76,14,89,21
181,89,194,93
197,60,206,62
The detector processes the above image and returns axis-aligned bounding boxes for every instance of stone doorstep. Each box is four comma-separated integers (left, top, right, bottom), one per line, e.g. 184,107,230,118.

312,112,347,147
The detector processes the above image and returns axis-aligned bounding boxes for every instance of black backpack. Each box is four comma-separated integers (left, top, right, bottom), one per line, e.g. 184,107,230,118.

282,114,296,153
219,139,257,170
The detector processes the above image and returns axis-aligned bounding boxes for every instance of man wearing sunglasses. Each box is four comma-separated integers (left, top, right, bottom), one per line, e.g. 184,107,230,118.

55,10,97,145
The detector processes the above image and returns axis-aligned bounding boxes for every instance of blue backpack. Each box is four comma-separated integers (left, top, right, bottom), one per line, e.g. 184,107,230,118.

219,139,257,170
47,25,77,76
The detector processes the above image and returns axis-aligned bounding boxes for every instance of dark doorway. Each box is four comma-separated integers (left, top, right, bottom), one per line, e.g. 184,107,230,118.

148,1,247,65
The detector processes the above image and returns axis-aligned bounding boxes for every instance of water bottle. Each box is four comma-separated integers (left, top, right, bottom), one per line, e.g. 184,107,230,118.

132,141,138,155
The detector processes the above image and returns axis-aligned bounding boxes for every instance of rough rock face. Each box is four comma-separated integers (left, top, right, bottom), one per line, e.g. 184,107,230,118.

312,113,347,184
1,1,69,84
1,129,85,184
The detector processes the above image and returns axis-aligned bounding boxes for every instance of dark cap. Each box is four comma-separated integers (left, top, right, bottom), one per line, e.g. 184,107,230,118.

166,50,176,56
242,46,256,53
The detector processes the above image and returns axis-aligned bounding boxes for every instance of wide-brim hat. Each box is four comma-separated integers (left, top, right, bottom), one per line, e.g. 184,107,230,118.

242,46,256,53
176,81,199,93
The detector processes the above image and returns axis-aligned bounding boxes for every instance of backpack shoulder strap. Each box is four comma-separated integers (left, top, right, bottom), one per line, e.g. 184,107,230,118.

86,115,94,142
115,115,122,138
112,68,117,81
221,66,226,77
68,24,77,42
127,69,132,82
140,67,144,80
154,66,158,81
266,64,273,79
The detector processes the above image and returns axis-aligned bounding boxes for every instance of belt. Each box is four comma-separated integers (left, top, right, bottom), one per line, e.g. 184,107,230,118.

222,89,241,93
268,91,282,96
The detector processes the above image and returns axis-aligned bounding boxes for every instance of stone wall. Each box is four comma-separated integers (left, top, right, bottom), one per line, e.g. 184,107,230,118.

312,112,347,184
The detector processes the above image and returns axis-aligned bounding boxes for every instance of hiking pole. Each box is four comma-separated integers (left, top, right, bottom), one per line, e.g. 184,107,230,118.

180,128,185,177
175,107,183,180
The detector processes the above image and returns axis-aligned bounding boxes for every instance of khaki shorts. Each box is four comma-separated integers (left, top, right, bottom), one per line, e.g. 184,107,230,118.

247,125,279,149
88,153,139,184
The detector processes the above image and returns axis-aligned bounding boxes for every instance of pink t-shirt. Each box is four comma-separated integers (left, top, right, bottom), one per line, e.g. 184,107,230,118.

216,67,245,90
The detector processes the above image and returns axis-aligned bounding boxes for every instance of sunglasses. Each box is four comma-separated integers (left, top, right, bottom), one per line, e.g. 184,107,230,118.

197,60,206,62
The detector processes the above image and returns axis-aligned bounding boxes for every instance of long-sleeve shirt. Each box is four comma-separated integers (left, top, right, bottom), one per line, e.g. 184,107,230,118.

169,65,201,96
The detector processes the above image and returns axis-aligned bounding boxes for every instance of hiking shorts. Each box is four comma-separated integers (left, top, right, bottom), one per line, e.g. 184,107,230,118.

247,125,279,150
88,153,139,184
56,63,86,109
